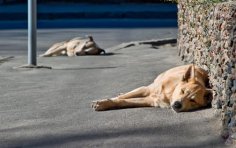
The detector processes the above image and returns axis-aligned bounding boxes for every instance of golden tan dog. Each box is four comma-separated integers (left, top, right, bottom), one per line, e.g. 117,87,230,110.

41,36,105,57
92,64,212,112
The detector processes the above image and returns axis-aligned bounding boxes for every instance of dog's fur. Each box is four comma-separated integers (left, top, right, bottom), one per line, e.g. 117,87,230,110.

92,64,212,112
41,36,105,57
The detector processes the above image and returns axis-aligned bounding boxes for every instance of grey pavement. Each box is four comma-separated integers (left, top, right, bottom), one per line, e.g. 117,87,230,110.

0,28,228,148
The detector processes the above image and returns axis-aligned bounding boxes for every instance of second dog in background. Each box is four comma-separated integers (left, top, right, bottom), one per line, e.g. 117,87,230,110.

41,36,105,57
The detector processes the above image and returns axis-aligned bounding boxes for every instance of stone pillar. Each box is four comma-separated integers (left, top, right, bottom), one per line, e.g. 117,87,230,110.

178,0,236,144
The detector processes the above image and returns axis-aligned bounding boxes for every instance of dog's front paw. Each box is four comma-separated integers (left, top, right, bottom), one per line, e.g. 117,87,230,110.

92,99,115,111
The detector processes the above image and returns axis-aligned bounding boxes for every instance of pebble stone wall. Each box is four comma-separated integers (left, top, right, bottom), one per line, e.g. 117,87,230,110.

177,0,236,144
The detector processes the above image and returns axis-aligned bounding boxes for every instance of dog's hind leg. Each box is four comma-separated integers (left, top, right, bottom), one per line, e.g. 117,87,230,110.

40,41,67,57
92,97,154,111
117,86,150,99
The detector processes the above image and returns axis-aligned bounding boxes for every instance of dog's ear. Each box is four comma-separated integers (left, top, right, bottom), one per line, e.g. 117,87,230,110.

182,65,196,82
204,88,213,106
86,35,94,41
182,65,192,82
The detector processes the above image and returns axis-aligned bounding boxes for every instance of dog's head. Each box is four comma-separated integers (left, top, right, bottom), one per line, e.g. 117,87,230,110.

74,36,104,56
171,65,212,112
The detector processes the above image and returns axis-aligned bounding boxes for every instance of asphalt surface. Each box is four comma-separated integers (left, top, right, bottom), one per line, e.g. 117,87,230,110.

0,28,228,148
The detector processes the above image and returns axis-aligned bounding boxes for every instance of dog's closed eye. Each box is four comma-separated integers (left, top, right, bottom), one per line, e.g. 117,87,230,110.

190,99,196,103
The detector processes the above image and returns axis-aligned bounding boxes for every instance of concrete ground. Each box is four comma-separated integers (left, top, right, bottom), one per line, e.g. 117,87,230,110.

0,28,228,148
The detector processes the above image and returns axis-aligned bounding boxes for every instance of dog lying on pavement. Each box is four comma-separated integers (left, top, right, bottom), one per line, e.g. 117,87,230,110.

40,36,105,57
92,64,212,112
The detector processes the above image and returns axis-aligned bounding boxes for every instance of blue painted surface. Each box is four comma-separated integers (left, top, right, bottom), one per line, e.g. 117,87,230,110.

0,19,177,29
0,3,177,29
0,3,177,13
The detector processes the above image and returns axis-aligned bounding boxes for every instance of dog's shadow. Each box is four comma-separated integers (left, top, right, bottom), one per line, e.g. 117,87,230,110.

186,105,212,113
53,66,118,71
90,52,121,56
77,52,121,56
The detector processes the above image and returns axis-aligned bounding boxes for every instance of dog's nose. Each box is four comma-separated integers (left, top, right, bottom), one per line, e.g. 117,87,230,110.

173,101,182,110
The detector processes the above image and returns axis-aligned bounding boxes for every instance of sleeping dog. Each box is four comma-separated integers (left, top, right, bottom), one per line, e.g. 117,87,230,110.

41,36,105,57
92,64,212,112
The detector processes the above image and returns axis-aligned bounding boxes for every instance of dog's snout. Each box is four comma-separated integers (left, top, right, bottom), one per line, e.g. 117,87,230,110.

172,101,182,110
